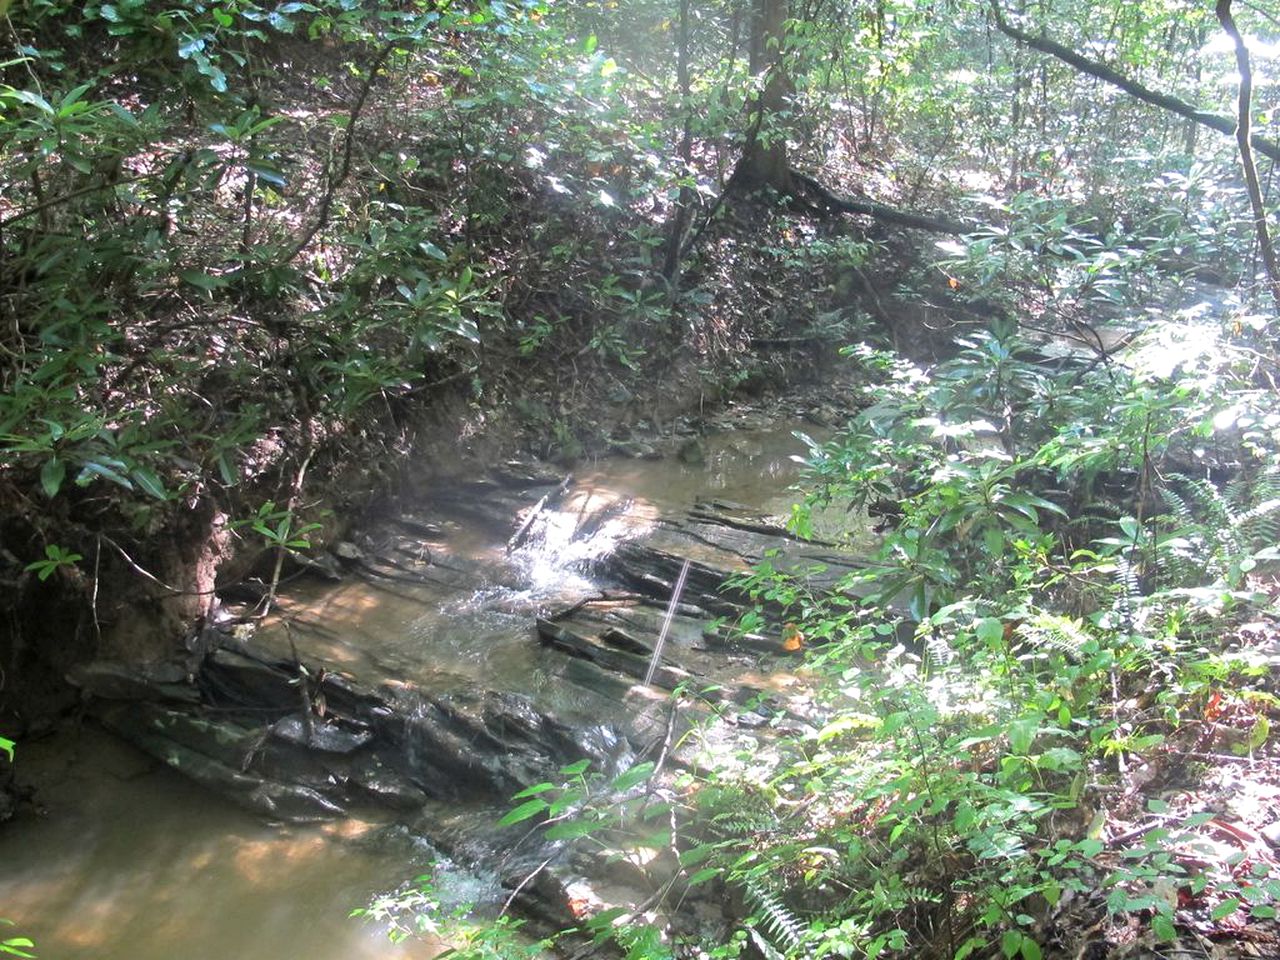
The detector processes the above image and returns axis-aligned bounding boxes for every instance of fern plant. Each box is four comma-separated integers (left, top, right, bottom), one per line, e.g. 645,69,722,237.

1155,469,1280,588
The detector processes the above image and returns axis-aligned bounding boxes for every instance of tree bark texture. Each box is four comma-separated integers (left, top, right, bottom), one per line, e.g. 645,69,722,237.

734,0,794,191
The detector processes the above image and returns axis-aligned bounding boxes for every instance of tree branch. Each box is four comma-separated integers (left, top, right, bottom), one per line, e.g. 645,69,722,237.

281,40,395,265
990,1,1280,164
1216,0,1280,305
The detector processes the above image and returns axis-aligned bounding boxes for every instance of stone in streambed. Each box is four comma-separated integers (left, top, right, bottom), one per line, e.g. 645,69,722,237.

67,660,200,704
270,715,373,754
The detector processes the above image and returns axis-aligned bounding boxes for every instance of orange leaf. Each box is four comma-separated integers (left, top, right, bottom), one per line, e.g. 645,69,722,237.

782,622,804,652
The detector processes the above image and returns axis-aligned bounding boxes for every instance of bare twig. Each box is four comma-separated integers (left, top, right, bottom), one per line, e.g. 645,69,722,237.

281,40,396,264
500,855,555,918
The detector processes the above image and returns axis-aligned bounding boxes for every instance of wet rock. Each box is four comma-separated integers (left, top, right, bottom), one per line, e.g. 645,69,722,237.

294,551,343,580
804,404,839,427
332,541,364,562
610,440,661,460
247,781,346,821
68,660,200,704
270,715,373,754
394,515,445,539
677,438,706,465
350,758,428,810
491,460,564,488
606,384,634,405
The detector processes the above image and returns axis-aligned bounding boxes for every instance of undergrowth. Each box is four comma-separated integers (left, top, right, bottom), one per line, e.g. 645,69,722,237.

359,292,1280,959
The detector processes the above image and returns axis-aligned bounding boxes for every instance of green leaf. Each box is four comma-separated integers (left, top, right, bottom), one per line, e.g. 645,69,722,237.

498,799,547,826
1007,715,1039,755
1210,898,1240,921
686,867,721,885
0,86,54,113
678,843,717,867
245,161,287,187
1001,929,1021,958
610,761,654,792
131,466,167,500
216,452,238,486
40,457,65,498
77,460,133,489
180,270,229,291
0,736,13,763
975,617,1004,645
1020,938,1042,960
559,758,590,776
544,819,600,841
1151,913,1176,941
511,781,556,800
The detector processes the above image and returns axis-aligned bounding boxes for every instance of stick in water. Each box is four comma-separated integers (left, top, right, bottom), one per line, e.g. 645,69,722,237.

645,559,691,688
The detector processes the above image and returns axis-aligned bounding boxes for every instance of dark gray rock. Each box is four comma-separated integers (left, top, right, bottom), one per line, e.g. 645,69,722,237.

68,660,200,704
270,715,373,754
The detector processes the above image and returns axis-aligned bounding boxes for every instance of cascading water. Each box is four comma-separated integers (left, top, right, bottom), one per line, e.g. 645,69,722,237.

1,420,843,960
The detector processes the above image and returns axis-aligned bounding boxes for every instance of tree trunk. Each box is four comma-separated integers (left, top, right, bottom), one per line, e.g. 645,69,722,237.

733,0,794,192
1216,0,1280,306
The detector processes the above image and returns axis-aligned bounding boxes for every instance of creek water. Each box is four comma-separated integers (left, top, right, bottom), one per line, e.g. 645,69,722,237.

0,421,827,959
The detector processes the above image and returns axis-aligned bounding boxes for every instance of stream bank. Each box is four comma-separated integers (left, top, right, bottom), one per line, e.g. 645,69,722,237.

1,391,868,956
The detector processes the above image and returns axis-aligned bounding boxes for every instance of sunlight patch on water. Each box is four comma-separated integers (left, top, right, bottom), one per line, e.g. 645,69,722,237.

506,488,655,594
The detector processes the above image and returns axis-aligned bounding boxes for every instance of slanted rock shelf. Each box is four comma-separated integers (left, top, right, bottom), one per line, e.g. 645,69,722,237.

66,462,859,926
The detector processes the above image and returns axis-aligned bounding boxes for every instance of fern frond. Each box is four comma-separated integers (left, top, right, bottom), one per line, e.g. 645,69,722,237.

1016,613,1092,659
1157,484,1198,530
1236,497,1280,549
743,876,806,955
924,630,955,669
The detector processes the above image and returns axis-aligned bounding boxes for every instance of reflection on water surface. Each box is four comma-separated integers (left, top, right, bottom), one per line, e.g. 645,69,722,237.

2,420,829,958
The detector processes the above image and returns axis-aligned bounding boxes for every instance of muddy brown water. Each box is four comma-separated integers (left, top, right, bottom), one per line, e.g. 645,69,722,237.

0,421,836,959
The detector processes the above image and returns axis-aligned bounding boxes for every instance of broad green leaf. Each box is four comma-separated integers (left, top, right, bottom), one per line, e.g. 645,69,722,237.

1001,929,1021,958
610,761,654,792
559,758,590,776
40,457,65,498
246,161,287,187
180,270,229,291
0,86,53,113
678,844,717,867
544,819,600,841
1007,715,1039,755
497,798,547,826
1151,914,1176,941
131,466,167,500
77,460,133,489
511,781,556,800
975,617,1004,645
1210,898,1240,921
0,736,13,763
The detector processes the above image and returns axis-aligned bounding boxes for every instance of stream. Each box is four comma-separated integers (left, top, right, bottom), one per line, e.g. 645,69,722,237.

0,413,858,958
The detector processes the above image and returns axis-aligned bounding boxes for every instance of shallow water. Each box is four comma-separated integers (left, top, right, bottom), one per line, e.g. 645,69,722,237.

1,419,828,958
0,728,429,960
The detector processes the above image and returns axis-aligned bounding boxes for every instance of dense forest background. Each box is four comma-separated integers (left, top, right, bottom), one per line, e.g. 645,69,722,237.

5,0,1280,958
